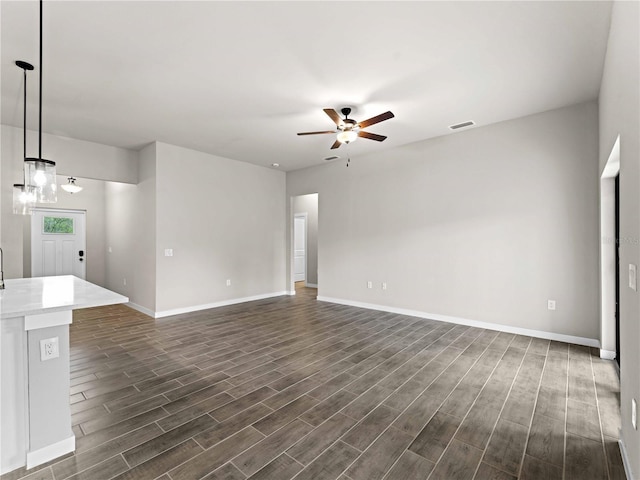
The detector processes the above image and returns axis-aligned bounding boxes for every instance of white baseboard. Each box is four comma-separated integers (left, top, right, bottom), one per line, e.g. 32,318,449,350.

155,291,288,318
26,435,75,469
305,283,318,288
127,302,155,317
619,437,636,480
600,349,616,360
317,296,600,348
287,290,296,296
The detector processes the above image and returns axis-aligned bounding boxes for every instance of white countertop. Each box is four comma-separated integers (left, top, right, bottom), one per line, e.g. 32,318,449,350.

0,275,129,319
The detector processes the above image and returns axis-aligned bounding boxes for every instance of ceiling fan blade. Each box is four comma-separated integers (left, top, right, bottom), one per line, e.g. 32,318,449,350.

357,111,395,129
330,139,342,149
358,131,387,142
297,130,336,136
323,108,343,126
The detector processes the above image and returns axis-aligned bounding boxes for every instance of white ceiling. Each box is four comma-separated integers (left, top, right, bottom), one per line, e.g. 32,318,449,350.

1,1,612,172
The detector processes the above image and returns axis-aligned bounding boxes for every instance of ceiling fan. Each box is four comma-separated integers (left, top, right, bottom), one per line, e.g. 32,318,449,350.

297,107,394,149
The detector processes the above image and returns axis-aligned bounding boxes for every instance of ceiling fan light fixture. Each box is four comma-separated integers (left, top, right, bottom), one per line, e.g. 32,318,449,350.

61,177,83,194
337,130,358,144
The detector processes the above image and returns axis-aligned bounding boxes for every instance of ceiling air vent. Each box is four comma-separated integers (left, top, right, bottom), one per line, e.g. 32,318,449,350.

324,155,340,161
449,121,475,130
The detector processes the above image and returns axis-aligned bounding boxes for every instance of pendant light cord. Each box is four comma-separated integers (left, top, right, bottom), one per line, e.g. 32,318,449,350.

38,0,42,160
23,68,27,162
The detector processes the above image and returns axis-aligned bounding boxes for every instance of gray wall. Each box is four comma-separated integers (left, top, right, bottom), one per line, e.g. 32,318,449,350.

288,101,599,341
599,0,640,474
154,142,286,313
293,193,318,286
105,143,157,312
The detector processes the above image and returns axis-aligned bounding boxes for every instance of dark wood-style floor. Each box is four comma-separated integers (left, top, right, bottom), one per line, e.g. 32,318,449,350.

3,284,625,480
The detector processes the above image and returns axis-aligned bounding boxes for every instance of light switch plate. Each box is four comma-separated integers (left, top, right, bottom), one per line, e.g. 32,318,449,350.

164,249,173,257
547,300,556,311
630,264,637,291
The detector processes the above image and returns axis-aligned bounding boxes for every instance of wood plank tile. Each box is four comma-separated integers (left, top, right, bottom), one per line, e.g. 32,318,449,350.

345,427,413,480
252,395,318,435
123,414,218,467
455,403,501,450
112,439,203,480
474,462,516,479
52,423,163,480
565,433,608,480
342,405,400,452
65,455,129,480
382,450,434,480
288,413,358,465
392,393,441,436
232,420,313,476
2,294,621,480
525,413,564,466
408,411,461,462
170,427,264,480
248,454,302,480
428,439,483,480
194,403,273,450
519,455,563,480
566,398,602,442
210,386,276,422
293,441,360,480
483,418,528,475
199,463,245,480
299,390,357,427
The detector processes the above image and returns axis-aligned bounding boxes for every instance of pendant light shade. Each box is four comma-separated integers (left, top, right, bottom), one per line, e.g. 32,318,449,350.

25,158,57,202
13,60,36,215
13,184,37,215
24,0,57,203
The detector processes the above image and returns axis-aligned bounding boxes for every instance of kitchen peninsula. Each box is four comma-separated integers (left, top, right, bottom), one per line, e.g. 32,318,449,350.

0,275,128,475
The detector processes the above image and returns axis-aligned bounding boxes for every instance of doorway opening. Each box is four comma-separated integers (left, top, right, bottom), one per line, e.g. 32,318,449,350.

291,193,318,295
600,135,620,364
30,208,87,279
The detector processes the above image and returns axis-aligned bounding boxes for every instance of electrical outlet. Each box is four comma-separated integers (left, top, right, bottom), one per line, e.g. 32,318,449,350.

226,279,231,287
367,281,373,289
123,278,127,286
40,337,59,361
632,398,637,430
108,246,112,253
547,300,556,310
164,248,174,257
629,264,637,291
382,282,387,290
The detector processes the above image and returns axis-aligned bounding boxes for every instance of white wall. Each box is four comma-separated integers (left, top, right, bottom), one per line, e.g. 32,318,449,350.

293,193,318,286
154,142,286,314
599,1,640,475
1,125,136,280
105,143,156,313
288,101,599,342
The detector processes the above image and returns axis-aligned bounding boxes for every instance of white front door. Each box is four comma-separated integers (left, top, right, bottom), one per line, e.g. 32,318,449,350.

31,209,86,279
294,214,306,282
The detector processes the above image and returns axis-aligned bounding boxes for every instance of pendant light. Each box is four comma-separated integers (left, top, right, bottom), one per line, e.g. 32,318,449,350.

24,0,57,203
61,177,83,194
13,60,37,215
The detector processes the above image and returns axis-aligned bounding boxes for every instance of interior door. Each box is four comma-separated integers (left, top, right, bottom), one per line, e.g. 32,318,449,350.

31,209,87,279
294,215,306,282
